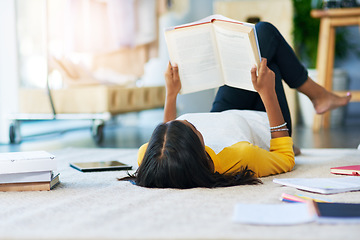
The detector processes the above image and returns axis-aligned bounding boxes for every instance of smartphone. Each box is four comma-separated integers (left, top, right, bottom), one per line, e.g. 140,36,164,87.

70,160,132,172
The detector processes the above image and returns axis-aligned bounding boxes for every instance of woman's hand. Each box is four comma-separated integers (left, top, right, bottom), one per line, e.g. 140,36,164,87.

251,58,289,139
250,58,275,97
163,62,181,122
164,62,181,97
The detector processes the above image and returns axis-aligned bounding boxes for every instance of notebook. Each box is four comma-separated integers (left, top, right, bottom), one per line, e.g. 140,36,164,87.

273,176,360,194
330,165,360,176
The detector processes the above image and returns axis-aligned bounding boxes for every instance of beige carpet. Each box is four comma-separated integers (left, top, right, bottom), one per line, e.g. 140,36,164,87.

0,147,360,240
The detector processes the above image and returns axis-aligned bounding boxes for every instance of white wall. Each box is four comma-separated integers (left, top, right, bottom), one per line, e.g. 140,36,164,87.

0,0,215,144
0,0,19,143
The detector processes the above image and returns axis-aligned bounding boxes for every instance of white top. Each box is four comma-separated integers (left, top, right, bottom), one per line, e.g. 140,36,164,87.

177,110,271,154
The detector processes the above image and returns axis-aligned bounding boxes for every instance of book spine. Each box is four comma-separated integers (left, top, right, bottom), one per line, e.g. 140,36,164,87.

0,159,57,174
0,181,51,191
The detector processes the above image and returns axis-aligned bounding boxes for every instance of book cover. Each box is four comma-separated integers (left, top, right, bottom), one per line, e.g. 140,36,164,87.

317,202,360,218
309,201,360,223
164,14,261,94
0,173,60,192
330,165,360,176
0,151,57,174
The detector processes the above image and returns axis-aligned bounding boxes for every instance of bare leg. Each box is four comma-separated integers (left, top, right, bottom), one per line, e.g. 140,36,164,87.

297,77,352,114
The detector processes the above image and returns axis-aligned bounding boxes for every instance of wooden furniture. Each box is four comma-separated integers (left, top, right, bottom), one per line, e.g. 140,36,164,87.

9,85,165,143
311,7,360,131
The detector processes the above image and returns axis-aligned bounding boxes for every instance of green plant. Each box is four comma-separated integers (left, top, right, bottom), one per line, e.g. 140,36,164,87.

292,0,320,68
292,0,357,68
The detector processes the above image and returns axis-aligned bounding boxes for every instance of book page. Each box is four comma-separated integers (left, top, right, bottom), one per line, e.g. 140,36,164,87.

165,24,223,94
164,14,238,32
213,21,259,92
164,15,214,31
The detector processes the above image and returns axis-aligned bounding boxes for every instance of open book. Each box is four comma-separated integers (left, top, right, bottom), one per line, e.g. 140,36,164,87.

164,14,261,94
273,176,360,194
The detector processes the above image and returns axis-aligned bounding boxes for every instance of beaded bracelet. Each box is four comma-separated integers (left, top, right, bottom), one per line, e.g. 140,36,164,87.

270,128,289,133
270,122,287,130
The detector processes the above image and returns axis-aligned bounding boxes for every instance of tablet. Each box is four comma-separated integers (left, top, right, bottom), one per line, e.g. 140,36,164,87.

70,160,132,172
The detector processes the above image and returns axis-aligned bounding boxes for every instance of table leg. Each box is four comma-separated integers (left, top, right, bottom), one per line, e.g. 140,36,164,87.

313,18,336,131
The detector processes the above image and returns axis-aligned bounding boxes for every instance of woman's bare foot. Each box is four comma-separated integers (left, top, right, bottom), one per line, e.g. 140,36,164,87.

312,91,352,114
293,145,301,156
297,77,352,115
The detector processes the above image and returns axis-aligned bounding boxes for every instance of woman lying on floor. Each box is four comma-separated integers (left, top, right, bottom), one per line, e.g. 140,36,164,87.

122,22,351,189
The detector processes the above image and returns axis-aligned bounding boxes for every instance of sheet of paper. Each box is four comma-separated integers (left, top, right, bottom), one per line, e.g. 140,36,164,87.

233,203,316,225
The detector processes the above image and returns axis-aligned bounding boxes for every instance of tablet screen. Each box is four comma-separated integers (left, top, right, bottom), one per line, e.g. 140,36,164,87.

70,161,132,172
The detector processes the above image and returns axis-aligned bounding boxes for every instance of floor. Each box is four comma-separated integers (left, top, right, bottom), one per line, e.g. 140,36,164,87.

0,108,359,153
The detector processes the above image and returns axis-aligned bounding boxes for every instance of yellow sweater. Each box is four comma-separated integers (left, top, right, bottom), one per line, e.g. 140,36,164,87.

137,136,294,178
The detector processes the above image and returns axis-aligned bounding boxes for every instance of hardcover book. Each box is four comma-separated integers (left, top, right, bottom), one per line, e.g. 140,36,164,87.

0,173,60,192
0,151,57,174
164,14,261,94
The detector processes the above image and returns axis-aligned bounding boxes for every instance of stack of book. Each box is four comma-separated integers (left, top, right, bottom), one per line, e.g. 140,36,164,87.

0,151,59,191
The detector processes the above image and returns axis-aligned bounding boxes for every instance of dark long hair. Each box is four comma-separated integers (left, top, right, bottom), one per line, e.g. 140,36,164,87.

121,121,261,189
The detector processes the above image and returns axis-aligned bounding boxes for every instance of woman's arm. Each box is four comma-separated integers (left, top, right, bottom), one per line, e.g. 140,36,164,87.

163,62,181,122
214,59,294,177
250,58,289,139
